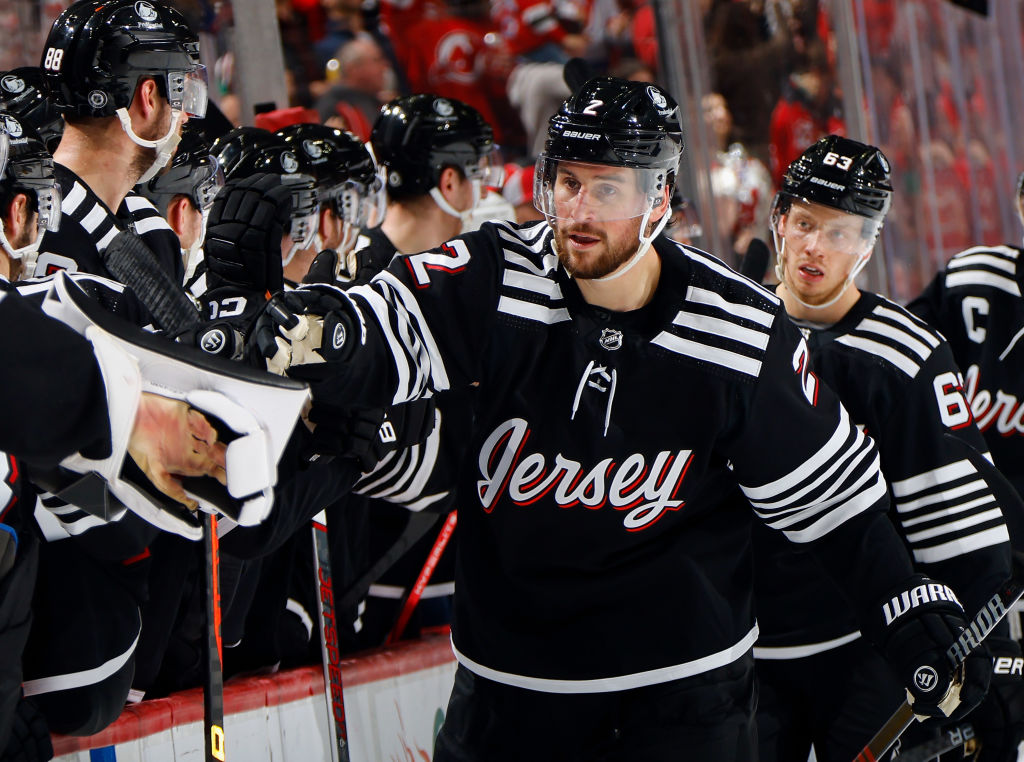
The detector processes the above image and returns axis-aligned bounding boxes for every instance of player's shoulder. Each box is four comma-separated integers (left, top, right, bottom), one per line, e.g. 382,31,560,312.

833,291,944,379
941,243,1023,297
650,238,783,380
483,219,570,327
121,191,175,235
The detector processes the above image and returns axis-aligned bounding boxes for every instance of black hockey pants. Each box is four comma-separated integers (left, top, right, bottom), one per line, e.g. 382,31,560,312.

434,655,757,762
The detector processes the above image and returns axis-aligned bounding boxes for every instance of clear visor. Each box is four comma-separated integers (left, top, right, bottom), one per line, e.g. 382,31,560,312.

533,157,669,223
772,198,881,259
167,66,208,118
194,156,225,211
465,147,505,189
0,132,7,181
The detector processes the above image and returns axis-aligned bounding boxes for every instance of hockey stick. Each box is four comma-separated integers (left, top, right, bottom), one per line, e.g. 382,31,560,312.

852,552,1024,762
895,722,975,762
202,513,227,762
385,510,458,646
312,509,350,762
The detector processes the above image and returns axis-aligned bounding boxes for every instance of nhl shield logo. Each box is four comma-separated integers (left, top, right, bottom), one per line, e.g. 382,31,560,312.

647,86,667,110
598,328,623,351
280,151,299,174
88,90,108,110
433,98,454,117
135,1,159,20
0,75,24,95
2,116,22,139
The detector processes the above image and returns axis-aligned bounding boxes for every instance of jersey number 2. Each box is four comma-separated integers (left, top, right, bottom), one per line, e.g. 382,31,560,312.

405,239,471,288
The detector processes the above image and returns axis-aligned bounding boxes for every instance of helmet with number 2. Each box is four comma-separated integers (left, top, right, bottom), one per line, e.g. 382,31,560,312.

534,77,683,254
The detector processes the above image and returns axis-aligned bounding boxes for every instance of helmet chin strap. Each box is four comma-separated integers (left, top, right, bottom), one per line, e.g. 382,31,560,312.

429,180,481,226
592,202,670,283
0,224,43,274
775,236,870,311
116,108,183,184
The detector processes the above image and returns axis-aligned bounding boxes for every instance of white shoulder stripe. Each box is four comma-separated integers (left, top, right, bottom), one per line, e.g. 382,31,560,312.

80,204,109,234
835,334,920,377
498,294,570,324
948,252,1016,274
946,269,1021,296
755,446,877,523
503,249,558,276
502,269,565,299
498,225,549,254
671,310,770,351
891,459,975,497
683,246,781,305
856,318,933,361
61,182,87,215
132,216,173,235
780,473,887,543
685,285,775,327
873,305,939,348
651,331,762,376
905,508,1006,544
96,226,119,252
122,195,154,212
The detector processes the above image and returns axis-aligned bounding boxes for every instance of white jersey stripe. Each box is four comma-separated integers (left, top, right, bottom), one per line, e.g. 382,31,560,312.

96,226,119,252
61,182,87,215
873,306,941,348
895,479,989,514
131,216,173,235
683,247,781,305
891,459,976,497
358,286,418,403
945,270,1021,296
947,252,1017,274
898,495,995,528
856,318,933,361
685,285,775,327
452,625,759,693
498,295,571,324
650,331,762,376
375,271,452,393
904,508,1006,544
80,204,108,234
671,311,770,350
503,249,558,275
502,269,565,299
757,448,878,526
23,620,140,696
781,473,887,543
912,526,1011,564
835,335,920,377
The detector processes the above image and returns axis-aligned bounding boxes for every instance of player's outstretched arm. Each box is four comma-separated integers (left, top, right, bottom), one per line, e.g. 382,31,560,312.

127,393,227,511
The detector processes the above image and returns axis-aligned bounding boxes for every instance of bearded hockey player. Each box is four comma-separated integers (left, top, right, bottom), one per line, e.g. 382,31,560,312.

754,134,1016,762
254,77,994,761
909,171,1024,762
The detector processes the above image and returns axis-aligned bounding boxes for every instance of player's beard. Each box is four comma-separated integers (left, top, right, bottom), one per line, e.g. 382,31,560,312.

553,220,640,280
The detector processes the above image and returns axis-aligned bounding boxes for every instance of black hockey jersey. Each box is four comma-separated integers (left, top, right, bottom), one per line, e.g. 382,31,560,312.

909,244,1024,545
753,291,1011,655
297,219,918,690
34,164,183,286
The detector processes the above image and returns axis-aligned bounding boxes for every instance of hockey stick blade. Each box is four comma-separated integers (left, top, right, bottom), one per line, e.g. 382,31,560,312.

852,551,1024,762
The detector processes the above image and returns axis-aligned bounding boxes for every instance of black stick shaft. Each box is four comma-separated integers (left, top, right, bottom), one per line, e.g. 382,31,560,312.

203,513,226,762
312,511,350,762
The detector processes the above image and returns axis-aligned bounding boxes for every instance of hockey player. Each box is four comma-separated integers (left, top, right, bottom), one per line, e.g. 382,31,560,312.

36,0,207,283
754,134,1015,762
138,130,224,284
255,77,993,760
908,171,1024,761
355,94,502,281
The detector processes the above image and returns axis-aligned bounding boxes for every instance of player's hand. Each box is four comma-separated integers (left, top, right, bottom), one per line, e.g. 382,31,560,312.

971,636,1024,760
204,173,292,293
866,574,991,720
249,286,356,379
127,393,227,511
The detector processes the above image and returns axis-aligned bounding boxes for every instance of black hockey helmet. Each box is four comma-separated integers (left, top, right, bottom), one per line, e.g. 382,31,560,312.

0,112,61,265
370,94,497,200
139,129,224,214
534,77,682,229
772,135,893,223
0,68,64,152
41,0,206,119
541,77,683,175
211,126,319,260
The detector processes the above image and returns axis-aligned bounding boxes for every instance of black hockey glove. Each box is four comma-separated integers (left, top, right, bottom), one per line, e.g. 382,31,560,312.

865,574,991,720
302,249,341,285
248,286,357,379
971,636,1024,761
204,173,292,294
